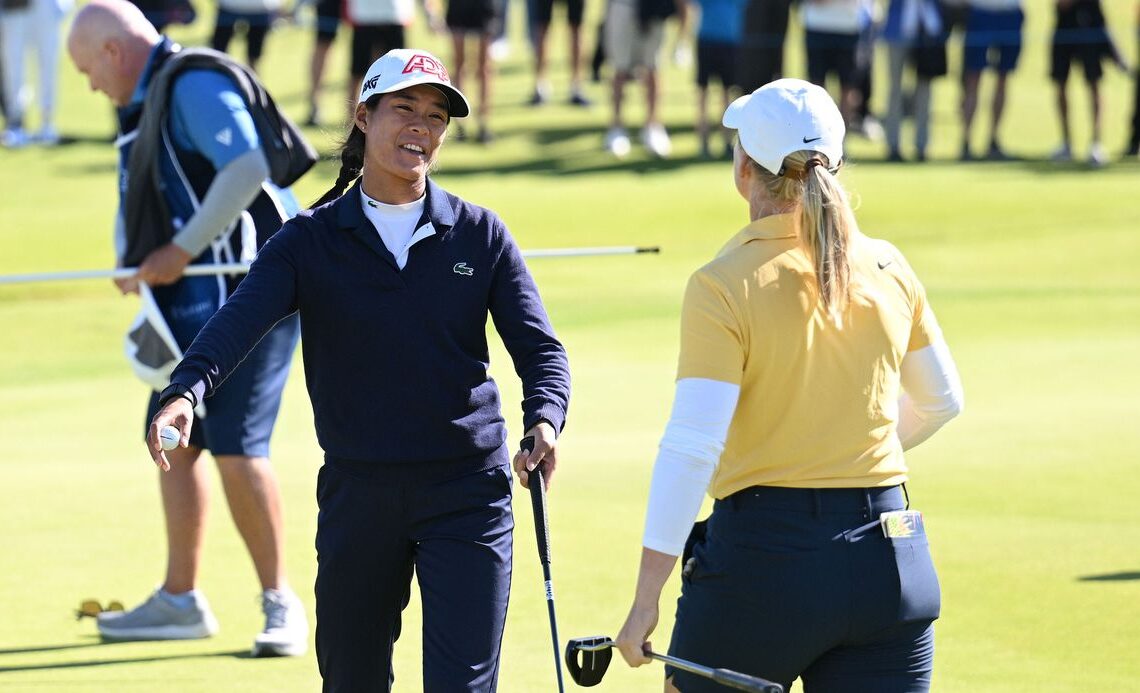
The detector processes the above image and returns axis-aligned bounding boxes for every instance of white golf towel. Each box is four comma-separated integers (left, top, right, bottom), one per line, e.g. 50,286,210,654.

124,283,207,418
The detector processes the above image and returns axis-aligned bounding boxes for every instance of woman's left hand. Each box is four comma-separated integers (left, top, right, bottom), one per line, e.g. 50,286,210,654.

513,420,557,490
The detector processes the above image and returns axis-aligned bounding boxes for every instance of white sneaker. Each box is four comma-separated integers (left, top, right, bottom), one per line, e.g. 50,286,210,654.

252,588,308,657
1050,144,1072,162
604,126,631,158
97,590,219,641
1088,143,1108,168
2,128,28,149
490,38,509,62
35,126,60,146
641,123,672,159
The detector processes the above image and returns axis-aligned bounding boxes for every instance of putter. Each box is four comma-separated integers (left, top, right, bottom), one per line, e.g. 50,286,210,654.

521,436,566,693
565,636,784,693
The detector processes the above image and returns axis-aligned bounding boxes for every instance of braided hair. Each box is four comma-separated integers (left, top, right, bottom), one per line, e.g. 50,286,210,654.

310,111,368,209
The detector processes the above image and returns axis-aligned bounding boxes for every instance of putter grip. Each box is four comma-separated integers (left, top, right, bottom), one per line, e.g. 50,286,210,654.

711,668,783,693
521,436,552,566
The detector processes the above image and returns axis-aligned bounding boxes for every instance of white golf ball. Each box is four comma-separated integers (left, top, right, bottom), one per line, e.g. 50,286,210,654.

159,426,180,451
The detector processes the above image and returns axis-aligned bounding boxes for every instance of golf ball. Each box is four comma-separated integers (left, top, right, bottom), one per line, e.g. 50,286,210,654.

159,426,180,451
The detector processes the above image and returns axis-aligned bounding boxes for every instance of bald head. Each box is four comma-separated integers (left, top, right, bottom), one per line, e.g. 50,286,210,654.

68,0,161,106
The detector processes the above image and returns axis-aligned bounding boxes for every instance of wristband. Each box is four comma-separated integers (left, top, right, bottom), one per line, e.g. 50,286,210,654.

157,383,197,410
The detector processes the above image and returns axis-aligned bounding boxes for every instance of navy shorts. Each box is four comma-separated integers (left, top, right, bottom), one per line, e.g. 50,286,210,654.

314,448,513,692
315,0,341,41
806,30,864,89
696,40,736,89
145,313,299,458
531,0,585,27
669,485,940,693
963,7,1024,74
351,24,405,76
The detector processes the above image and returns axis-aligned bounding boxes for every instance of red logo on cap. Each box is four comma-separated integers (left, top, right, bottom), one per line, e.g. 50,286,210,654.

402,54,450,84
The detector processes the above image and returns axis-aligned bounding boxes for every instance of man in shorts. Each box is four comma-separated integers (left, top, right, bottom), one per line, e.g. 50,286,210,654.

306,0,341,125
529,0,591,105
603,0,687,158
960,0,1023,161
1048,0,1127,166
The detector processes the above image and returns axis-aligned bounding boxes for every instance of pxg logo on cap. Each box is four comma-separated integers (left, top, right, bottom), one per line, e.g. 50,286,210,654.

357,48,471,117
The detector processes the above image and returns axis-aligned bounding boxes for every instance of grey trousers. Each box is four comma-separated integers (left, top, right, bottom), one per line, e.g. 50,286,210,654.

885,42,933,155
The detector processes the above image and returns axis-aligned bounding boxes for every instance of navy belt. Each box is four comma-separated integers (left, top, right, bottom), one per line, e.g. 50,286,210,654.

719,484,908,517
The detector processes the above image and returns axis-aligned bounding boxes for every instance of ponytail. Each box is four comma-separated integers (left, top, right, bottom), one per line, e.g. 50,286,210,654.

310,123,366,209
751,149,857,325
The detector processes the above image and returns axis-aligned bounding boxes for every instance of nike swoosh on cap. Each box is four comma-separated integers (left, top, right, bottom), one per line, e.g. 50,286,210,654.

803,136,822,144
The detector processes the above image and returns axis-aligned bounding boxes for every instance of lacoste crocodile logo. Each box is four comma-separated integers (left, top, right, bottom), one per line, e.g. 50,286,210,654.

453,262,474,276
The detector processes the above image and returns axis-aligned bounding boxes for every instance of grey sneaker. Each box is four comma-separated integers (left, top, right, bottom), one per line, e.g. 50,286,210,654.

97,590,218,641
252,589,308,657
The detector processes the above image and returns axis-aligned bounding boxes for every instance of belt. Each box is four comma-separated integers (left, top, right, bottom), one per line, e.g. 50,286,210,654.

719,484,908,517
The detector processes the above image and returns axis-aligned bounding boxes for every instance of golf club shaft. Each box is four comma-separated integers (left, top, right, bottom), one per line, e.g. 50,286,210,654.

0,246,660,285
523,438,566,693
648,652,781,693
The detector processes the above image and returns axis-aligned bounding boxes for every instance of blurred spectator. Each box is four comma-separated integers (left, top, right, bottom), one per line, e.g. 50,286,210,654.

1049,0,1126,167
959,0,1023,161
689,0,747,158
306,0,342,126
882,0,950,162
528,0,590,106
603,0,687,158
1,0,72,148
129,0,197,31
735,0,791,92
344,0,442,126
801,0,867,132
211,0,282,73
447,0,500,142
851,0,883,141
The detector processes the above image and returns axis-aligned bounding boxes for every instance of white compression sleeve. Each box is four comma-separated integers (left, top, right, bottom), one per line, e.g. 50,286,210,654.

642,378,740,556
897,341,964,450
171,148,271,258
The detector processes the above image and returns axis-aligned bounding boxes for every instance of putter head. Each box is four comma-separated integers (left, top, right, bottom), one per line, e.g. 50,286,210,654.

565,636,613,687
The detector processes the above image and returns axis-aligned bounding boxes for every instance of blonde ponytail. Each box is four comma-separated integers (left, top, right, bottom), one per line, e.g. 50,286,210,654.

751,149,857,325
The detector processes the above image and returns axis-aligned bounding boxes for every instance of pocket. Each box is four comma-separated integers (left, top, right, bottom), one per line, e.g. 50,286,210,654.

892,536,941,623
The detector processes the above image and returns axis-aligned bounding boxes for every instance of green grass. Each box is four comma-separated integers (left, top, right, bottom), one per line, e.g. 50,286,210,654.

1,0,1139,690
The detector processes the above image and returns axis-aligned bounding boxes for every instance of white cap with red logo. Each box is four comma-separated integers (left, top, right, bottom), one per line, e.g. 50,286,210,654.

357,49,471,118
722,78,844,176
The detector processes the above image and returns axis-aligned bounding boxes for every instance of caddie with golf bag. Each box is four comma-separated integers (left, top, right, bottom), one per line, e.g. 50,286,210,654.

613,79,964,692
66,0,315,655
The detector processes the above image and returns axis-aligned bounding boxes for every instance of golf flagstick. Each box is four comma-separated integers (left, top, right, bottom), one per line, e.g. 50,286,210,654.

521,435,566,693
0,246,661,285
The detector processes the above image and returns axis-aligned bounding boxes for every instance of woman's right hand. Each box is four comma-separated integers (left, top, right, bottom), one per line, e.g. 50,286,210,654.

147,397,194,471
615,600,658,667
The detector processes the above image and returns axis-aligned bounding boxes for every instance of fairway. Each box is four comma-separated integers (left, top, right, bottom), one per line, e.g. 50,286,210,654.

1,0,1139,690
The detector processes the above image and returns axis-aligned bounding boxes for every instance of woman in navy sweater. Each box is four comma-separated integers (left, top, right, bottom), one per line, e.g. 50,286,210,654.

147,48,571,692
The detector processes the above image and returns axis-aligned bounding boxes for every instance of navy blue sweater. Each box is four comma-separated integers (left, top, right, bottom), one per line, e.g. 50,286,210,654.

169,179,570,464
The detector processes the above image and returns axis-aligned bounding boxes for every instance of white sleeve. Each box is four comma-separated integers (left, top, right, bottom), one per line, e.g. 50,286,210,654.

642,377,740,556
897,341,964,450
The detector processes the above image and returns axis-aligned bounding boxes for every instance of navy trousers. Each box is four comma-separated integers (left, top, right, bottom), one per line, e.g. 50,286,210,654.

314,451,514,692
669,485,940,693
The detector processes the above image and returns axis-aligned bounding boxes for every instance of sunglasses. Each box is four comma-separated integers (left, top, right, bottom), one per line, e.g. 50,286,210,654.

76,599,124,620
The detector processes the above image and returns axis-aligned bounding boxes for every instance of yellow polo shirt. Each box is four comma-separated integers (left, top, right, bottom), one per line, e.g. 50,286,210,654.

677,214,943,496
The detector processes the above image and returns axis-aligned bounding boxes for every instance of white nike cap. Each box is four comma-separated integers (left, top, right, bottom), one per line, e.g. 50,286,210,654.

358,48,470,118
722,78,844,176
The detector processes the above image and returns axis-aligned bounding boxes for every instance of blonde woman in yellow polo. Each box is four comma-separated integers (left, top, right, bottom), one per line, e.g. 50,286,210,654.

615,79,964,693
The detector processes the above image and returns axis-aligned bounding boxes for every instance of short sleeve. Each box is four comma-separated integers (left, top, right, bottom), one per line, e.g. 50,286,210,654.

169,70,261,169
907,275,944,352
676,270,745,384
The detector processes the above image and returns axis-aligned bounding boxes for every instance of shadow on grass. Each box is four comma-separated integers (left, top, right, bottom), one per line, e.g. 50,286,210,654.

1077,571,1140,582
0,639,252,672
